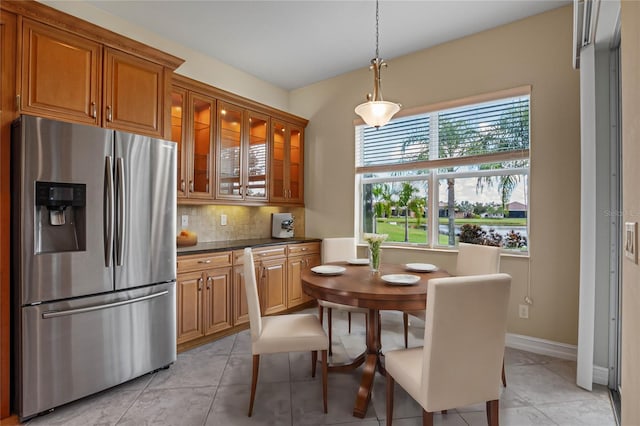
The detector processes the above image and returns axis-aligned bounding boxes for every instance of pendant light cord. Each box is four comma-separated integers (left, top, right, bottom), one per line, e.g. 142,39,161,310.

375,0,380,59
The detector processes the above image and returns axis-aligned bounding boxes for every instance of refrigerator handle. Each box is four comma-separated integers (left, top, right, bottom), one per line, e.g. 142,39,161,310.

104,156,114,267
116,157,126,266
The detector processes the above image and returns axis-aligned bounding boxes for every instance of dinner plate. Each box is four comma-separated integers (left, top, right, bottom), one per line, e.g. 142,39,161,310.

381,274,421,285
311,265,347,275
405,263,438,272
347,258,370,265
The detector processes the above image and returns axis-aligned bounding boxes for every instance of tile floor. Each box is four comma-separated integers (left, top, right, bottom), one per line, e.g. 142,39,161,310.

25,308,616,426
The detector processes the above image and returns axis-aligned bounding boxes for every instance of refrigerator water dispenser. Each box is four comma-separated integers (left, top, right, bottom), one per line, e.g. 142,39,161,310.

35,181,86,253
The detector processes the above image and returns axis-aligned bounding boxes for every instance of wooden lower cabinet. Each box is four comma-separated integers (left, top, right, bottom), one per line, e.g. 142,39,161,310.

257,257,287,315
287,243,321,308
178,242,319,349
232,265,250,326
240,245,288,316
202,267,232,335
176,271,203,344
176,252,233,345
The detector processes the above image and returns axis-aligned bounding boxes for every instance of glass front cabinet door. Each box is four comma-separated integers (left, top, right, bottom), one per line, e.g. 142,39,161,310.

245,111,269,200
216,102,269,202
271,121,303,204
170,89,187,198
171,88,215,200
216,102,243,199
189,94,216,198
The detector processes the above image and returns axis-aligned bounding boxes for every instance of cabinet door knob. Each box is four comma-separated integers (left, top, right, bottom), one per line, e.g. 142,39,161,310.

198,277,203,291
189,181,194,192
106,105,113,122
197,260,212,264
206,276,212,290
90,102,97,118
181,179,186,192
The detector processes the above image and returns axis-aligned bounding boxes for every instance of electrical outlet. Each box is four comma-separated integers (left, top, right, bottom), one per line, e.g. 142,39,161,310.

220,214,227,226
181,215,188,228
518,304,529,319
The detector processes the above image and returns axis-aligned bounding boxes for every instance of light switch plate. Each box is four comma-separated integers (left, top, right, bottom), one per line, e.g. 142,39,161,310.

181,215,188,228
220,214,227,226
625,222,638,263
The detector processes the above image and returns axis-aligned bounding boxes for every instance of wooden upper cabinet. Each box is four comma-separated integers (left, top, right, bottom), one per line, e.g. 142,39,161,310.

189,93,216,198
170,85,216,200
216,102,244,200
171,88,188,198
215,102,269,202
271,121,304,204
245,111,269,201
16,9,182,139
21,18,102,125
171,74,306,206
103,48,164,137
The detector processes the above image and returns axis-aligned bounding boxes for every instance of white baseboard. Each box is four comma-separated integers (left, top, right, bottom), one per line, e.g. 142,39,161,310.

505,333,609,387
506,332,577,360
592,365,610,386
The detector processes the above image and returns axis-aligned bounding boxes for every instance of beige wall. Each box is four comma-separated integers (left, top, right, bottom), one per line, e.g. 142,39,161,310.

621,2,640,423
291,6,581,345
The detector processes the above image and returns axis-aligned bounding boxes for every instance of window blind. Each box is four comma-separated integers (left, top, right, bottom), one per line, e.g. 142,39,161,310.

438,96,529,159
356,114,429,167
356,95,529,171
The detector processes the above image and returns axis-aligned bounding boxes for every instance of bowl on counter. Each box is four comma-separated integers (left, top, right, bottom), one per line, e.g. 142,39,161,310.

176,230,197,247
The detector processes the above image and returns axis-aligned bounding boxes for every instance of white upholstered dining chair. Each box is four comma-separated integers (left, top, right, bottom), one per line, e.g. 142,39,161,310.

386,273,511,426
243,247,329,416
319,237,368,355
402,243,506,386
403,243,502,345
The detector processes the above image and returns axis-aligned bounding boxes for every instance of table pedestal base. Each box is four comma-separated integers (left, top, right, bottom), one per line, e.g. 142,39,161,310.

352,308,385,418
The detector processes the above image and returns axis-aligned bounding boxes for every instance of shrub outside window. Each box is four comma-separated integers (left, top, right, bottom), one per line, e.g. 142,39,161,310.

355,88,530,252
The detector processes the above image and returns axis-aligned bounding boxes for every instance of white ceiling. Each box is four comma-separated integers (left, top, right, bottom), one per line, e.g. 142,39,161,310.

87,0,570,90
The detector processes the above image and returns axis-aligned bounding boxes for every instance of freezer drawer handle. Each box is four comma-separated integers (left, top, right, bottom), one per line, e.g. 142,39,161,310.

41,290,169,319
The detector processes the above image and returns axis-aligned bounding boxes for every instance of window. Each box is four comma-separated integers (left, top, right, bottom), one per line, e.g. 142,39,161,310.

356,88,530,252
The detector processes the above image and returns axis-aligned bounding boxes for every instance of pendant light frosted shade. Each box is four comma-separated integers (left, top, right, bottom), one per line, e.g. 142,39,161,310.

355,101,401,128
355,0,400,128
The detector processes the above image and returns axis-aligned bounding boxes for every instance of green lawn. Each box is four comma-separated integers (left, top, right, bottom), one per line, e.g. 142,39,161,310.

373,216,526,245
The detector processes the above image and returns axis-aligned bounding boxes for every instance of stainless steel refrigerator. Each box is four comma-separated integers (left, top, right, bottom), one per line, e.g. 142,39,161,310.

11,115,177,421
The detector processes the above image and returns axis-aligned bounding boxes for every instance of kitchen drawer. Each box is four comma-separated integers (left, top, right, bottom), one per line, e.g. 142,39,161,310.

287,242,320,257
233,245,286,265
177,251,232,273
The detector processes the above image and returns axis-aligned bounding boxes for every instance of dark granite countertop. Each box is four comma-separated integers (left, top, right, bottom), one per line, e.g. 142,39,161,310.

177,237,321,256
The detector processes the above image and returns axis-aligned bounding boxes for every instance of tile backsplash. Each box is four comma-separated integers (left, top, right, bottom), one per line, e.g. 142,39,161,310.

177,205,305,242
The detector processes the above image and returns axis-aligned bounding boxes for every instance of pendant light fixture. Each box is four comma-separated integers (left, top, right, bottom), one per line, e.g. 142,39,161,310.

354,0,401,128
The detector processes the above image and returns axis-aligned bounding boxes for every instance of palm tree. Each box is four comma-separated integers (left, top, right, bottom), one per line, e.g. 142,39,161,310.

396,183,419,242
476,102,529,216
371,183,392,232
438,116,480,244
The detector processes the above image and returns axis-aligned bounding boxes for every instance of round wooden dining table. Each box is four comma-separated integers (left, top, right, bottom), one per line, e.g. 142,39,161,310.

301,262,450,418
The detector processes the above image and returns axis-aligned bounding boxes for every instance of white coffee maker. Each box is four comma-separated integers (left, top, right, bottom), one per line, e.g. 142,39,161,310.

272,213,294,238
